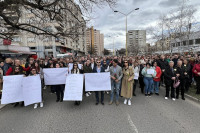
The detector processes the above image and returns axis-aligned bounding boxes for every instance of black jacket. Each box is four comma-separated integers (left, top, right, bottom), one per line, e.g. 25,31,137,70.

93,66,105,73
164,66,176,86
158,59,168,70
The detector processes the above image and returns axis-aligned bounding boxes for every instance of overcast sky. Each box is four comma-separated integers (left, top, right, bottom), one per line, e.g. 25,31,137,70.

87,0,200,50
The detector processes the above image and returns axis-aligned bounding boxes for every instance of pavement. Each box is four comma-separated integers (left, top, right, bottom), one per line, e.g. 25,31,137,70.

0,87,200,133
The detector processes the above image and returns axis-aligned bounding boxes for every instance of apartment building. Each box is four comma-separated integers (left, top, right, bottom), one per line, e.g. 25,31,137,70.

86,26,104,56
0,0,86,58
127,30,146,55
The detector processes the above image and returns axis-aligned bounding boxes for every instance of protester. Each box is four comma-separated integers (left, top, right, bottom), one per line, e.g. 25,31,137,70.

139,61,145,94
30,68,44,109
93,59,105,105
192,57,200,94
109,59,123,106
142,63,156,97
83,59,93,97
53,63,65,102
71,62,81,105
6,59,30,76
0,67,3,99
164,61,176,101
121,60,134,106
153,61,162,95
183,59,192,92
133,61,139,96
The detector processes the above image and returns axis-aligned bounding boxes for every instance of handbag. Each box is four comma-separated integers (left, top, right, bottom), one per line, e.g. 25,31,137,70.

173,77,180,88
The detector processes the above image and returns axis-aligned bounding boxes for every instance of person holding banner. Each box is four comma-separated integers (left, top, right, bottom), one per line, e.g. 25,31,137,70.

9,66,25,107
83,59,93,97
30,67,44,109
121,60,134,106
109,59,123,106
71,62,82,105
93,59,105,105
54,63,65,102
142,63,157,97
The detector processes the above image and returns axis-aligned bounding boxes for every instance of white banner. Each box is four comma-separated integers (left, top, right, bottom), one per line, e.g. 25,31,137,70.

1,75,24,104
147,69,155,75
85,72,111,91
22,75,42,106
63,74,83,101
43,68,69,85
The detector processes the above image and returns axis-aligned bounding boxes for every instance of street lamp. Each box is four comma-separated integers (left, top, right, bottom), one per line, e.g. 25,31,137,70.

114,8,139,56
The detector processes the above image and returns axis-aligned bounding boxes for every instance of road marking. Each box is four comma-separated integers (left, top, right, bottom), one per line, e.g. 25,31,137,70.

127,114,138,133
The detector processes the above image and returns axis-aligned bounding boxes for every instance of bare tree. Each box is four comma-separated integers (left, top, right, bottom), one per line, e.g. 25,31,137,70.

0,0,117,39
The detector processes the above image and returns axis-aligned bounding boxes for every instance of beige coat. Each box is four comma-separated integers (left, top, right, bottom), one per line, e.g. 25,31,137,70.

121,66,134,99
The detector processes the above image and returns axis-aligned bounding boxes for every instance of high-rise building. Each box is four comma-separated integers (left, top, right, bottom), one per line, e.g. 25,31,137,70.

127,30,146,55
86,26,104,55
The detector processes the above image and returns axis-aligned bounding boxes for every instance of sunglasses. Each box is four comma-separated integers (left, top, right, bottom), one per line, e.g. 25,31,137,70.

97,62,100,63
124,62,128,63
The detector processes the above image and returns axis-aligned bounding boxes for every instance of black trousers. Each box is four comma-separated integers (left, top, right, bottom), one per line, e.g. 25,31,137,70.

54,85,64,100
176,80,184,98
95,91,104,103
165,82,175,98
133,79,138,95
139,77,144,93
196,76,200,94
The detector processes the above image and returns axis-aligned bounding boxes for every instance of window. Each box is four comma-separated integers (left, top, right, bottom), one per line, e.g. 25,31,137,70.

30,47,36,50
196,39,200,44
189,40,193,45
177,42,181,46
182,41,186,46
12,37,21,42
27,37,35,43
45,46,52,49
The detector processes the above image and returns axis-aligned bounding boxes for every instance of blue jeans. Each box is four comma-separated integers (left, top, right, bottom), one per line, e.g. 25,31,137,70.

143,77,153,94
110,80,121,102
153,81,160,93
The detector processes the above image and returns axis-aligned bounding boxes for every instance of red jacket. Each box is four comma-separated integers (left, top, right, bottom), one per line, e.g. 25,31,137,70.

153,66,162,82
192,63,200,77
6,66,30,76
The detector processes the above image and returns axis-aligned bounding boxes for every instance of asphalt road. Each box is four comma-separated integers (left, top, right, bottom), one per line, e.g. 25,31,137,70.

0,86,200,133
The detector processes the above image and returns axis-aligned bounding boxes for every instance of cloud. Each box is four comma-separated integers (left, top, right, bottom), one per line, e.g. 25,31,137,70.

86,0,200,49
158,0,179,7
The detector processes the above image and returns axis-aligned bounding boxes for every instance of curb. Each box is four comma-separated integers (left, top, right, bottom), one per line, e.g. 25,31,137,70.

185,94,200,103
0,104,6,110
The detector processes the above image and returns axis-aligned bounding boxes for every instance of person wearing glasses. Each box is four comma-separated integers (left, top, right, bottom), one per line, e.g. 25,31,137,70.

93,59,105,105
109,59,123,106
71,62,82,105
121,60,134,106
9,66,25,107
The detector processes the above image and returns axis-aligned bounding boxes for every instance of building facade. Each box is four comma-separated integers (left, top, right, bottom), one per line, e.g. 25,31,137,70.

86,26,104,56
0,0,86,58
127,30,146,55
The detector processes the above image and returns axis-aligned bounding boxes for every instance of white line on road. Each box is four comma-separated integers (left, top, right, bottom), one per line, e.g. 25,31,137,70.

127,114,138,133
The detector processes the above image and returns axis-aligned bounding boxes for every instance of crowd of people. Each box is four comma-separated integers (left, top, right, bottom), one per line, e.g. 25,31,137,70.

0,53,200,108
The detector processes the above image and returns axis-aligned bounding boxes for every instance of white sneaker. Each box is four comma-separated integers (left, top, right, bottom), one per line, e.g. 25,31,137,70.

165,97,168,100
40,102,43,108
124,99,127,104
86,93,89,97
128,100,131,106
88,92,92,95
172,98,176,101
34,104,38,109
